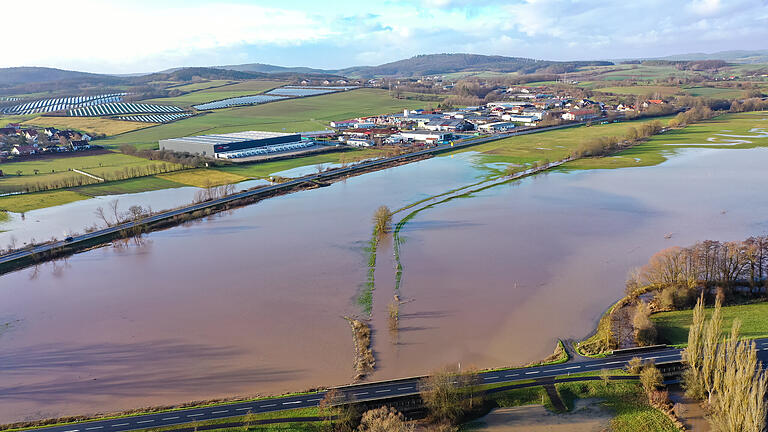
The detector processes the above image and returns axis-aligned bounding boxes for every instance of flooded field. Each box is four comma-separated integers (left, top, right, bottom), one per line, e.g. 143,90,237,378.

1,147,767,422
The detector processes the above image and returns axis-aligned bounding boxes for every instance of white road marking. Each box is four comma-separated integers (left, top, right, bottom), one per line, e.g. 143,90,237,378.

308,398,322,402
283,401,301,405
261,404,277,407
111,424,129,427
136,420,154,424
353,392,369,396
87,427,104,430
235,408,251,411
63,430,80,432
483,376,498,380
504,374,519,377
162,417,180,420
211,410,228,414
603,361,624,365
525,371,539,375
397,387,414,390
375,389,390,393
188,414,204,417
565,366,581,370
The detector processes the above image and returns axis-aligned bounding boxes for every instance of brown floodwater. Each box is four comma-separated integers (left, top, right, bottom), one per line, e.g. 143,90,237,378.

1,148,767,422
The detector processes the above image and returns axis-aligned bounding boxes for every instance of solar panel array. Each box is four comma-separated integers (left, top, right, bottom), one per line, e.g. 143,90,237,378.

1,93,126,115
193,95,288,110
265,87,340,97
68,103,184,117
116,113,193,123
0,96,22,102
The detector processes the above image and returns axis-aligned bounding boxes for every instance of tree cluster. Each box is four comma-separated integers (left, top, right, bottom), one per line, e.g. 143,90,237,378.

683,297,767,431
119,144,223,168
419,368,484,426
571,120,663,158
639,237,768,310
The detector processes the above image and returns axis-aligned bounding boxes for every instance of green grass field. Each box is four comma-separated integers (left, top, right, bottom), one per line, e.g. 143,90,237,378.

166,80,237,92
597,85,683,97
565,111,768,170
684,86,745,99
73,176,184,196
101,89,428,151
144,80,285,106
0,152,183,193
652,302,768,345
0,190,90,213
158,168,247,187
445,117,674,177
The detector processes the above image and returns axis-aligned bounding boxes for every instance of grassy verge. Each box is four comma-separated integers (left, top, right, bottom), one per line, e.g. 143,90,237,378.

2,392,325,432
564,111,768,170
651,301,768,346
0,211,8,223
0,190,90,213
135,407,327,432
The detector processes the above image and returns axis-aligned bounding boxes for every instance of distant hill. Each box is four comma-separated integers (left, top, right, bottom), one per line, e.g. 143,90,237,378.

336,53,613,77
0,67,112,86
217,63,335,75
642,49,768,64
215,54,614,78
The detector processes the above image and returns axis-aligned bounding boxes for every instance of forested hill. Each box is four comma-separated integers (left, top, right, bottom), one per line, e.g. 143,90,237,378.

338,53,614,77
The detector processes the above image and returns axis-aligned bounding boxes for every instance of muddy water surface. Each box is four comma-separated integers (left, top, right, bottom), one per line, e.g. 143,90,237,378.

1,148,767,422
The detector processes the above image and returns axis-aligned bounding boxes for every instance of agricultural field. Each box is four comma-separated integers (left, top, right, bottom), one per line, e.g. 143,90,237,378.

446,116,674,177
565,111,768,170
0,152,183,193
684,86,745,98
143,80,284,106
20,116,150,135
652,302,768,346
157,168,247,187
166,80,238,92
73,176,184,196
595,85,684,97
594,65,698,81
100,89,429,150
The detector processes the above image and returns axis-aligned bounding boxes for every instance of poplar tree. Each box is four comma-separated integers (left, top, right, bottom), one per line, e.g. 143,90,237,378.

683,294,706,398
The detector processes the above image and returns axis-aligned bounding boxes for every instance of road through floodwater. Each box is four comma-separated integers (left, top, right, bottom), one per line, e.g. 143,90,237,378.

1,147,767,422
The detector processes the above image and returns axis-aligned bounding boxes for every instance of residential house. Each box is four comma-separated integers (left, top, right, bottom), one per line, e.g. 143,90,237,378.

562,109,600,122
0,127,17,136
11,145,37,155
22,129,39,142
70,139,91,150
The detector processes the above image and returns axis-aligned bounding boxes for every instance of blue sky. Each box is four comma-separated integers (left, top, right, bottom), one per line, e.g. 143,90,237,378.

5,0,768,73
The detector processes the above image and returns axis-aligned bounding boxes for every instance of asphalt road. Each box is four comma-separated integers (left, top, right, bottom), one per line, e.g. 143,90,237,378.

0,120,591,268
21,339,768,432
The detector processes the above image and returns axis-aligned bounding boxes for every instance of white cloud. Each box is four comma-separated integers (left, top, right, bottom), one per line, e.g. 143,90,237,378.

2,0,331,71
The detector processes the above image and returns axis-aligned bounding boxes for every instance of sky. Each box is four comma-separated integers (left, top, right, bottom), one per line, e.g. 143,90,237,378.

4,0,768,74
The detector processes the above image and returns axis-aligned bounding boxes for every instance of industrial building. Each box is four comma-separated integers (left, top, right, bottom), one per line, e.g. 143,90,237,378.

159,131,306,158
